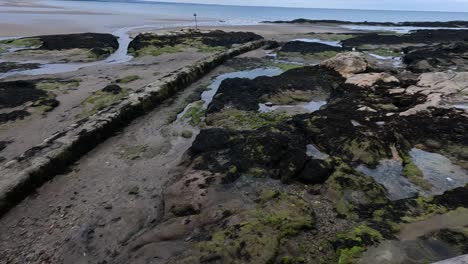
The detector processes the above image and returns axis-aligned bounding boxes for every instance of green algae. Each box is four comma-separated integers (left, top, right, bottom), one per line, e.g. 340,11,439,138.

79,88,130,118
36,79,80,92
116,75,140,84
130,38,225,57
335,224,384,264
0,37,42,48
207,109,289,130
401,152,433,191
121,145,147,160
343,139,387,166
178,191,314,264
183,100,205,126
326,163,388,219
315,51,340,59
263,89,324,105
181,130,193,138
272,63,303,72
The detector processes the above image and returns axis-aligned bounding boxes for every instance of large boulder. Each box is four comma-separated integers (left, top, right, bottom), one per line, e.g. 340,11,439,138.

321,52,369,77
346,72,400,88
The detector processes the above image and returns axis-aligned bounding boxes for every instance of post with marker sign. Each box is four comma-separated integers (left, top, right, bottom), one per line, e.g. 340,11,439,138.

194,13,198,30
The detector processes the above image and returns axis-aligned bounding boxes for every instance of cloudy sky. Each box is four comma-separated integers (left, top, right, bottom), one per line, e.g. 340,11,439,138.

143,0,468,12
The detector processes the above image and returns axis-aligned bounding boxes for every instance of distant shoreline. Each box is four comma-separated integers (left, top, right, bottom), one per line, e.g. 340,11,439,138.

1,0,468,37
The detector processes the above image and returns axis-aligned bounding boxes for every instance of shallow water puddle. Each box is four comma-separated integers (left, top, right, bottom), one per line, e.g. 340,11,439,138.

292,38,342,47
453,102,468,110
177,67,283,121
360,209,468,264
367,53,403,67
409,148,468,195
357,149,468,200
258,100,326,113
356,159,419,200
360,239,461,264
398,208,468,241
306,144,329,160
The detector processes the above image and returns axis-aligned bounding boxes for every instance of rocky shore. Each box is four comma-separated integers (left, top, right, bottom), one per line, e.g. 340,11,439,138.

0,24,467,264
264,19,468,28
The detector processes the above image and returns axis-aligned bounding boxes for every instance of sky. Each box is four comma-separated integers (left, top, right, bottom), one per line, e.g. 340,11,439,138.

142,0,468,12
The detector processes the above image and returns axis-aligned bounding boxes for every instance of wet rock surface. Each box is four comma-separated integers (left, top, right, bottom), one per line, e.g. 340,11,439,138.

35,33,119,51
0,62,40,73
342,30,468,47
0,80,47,108
129,30,263,55
280,41,343,54
207,66,344,113
264,19,468,28
403,42,468,72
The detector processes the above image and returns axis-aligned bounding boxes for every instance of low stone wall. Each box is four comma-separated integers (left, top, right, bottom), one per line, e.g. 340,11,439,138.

0,40,265,216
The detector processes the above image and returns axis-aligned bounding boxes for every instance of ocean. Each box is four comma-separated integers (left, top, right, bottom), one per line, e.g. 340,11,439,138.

50,0,468,24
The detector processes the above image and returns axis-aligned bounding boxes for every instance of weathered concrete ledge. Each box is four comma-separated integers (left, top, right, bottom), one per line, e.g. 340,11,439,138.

0,40,265,217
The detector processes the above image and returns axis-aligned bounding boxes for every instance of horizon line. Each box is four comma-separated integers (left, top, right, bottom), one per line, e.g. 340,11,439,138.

67,0,468,13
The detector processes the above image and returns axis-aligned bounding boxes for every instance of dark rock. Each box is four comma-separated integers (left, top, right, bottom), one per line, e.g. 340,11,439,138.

0,110,30,124
191,128,308,183
36,33,118,51
263,19,468,28
170,204,200,217
342,30,468,48
33,98,60,111
89,47,113,59
129,30,263,52
263,40,280,50
207,66,344,113
403,42,468,72
0,80,47,109
0,141,10,151
297,159,335,184
102,84,122,94
0,62,40,74
128,186,139,195
280,41,343,54
433,185,468,209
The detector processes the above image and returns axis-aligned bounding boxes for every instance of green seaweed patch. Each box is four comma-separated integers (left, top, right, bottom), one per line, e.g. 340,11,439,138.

401,152,433,191
79,88,130,118
206,109,289,130
325,163,388,219
272,63,303,72
178,191,314,263
116,75,140,84
183,100,206,126
343,139,388,167
400,196,448,223
130,38,225,57
263,89,326,105
334,224,384,264
132,45,183,57
181,130,193,138
0,37,42,48
314,51,340,59
36,79,80,92
121,145,147,160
